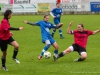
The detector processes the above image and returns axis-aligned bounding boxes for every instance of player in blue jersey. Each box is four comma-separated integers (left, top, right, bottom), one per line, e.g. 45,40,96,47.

50,2,64,39
23,15,63,60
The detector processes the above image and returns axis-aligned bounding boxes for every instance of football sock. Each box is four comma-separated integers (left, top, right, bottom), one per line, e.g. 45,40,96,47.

54,50,58,57
1,57,6,67
40,44,51,56
41,49,45,56
58,52,65,58
59,29,63,37
13,49,18,59
78,57,85,61
51,29,56,37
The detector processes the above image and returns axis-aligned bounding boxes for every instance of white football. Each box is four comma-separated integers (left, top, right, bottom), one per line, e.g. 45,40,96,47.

44,51,51,59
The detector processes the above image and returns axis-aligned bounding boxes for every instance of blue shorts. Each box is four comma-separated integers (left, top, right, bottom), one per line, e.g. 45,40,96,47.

42,37,55,45
54,18,60,25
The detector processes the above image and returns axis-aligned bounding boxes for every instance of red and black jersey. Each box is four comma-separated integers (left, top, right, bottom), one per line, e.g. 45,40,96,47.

71,30,93,49
0,18,11,40
0,18,19,40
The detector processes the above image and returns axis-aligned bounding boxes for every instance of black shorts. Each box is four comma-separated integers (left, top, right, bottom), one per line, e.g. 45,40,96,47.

72,44,86,55
0,37,15,51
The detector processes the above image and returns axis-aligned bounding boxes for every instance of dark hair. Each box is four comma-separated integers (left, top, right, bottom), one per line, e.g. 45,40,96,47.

56,2,60,5
78,23,84,28
4,9,12,19
44,14,49,18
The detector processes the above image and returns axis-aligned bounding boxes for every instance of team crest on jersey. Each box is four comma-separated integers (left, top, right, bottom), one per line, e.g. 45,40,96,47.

60,10,62,12
49,24,51,26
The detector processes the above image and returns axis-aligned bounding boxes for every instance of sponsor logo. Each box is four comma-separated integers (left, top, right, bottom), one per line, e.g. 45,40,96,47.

93,4,100,8
61,4,77,9
14,0,30,4
13,5,24,9
25,4,36,9
90,2,100,12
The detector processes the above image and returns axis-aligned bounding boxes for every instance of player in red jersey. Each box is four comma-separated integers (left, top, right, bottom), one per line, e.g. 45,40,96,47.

53,21,100,62
0,10,23,71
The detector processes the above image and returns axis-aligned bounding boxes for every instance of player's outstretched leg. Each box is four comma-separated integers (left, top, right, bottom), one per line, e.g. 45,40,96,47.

53,52,65,61
38,43,51,60
53,47,72,61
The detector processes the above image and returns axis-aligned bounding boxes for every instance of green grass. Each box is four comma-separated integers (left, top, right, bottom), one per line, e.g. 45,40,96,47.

0,15,100,75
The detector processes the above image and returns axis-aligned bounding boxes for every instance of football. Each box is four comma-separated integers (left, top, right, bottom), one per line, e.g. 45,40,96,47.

44,51,51,59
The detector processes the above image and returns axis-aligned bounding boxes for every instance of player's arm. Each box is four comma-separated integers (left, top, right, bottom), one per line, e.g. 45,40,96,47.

9,27,23,30
67,21,73,34
50,9,56,18
24,20,37,26
50,12,56,18
92,29,100,34
3,20,23,31
61,9,63,15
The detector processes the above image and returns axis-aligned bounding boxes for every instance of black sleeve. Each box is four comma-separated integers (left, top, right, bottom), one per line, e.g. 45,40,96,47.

27,22,37,26
9,27,19,30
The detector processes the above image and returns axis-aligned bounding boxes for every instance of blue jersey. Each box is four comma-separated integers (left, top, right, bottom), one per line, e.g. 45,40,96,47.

51,8,62,18
51,8,62,25
36,20,56,42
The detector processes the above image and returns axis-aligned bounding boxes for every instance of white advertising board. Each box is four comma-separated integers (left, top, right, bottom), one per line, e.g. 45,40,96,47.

12,4,37,12
61,3,90,11
30,0,56,3
61,0,100,3
14,0,30,4
1,4,13,12
0,0,9,4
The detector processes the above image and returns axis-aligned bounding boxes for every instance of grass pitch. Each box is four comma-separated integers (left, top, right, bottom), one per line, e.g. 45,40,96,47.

0,15,100,75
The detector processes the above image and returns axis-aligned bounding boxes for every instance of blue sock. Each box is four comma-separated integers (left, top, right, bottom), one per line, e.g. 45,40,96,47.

59,29,63,37
54,50,58,54
54,50,58,57
52,30,56,37
40,44,51,56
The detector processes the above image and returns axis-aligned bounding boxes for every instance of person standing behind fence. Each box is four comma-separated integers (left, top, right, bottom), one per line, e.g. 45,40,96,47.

0,9,23,71
50,2,64,39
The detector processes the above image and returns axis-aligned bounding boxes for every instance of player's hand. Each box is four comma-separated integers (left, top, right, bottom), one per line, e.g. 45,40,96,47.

10,32,13,36
69,21,73,27
60,23,63,25
24,20,28,24
19,27,23,30
59,23,63,28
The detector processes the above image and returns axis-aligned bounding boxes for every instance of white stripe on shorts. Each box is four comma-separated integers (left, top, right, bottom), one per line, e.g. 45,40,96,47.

81,52,87,55
69,46,74,52
45,40,51,45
